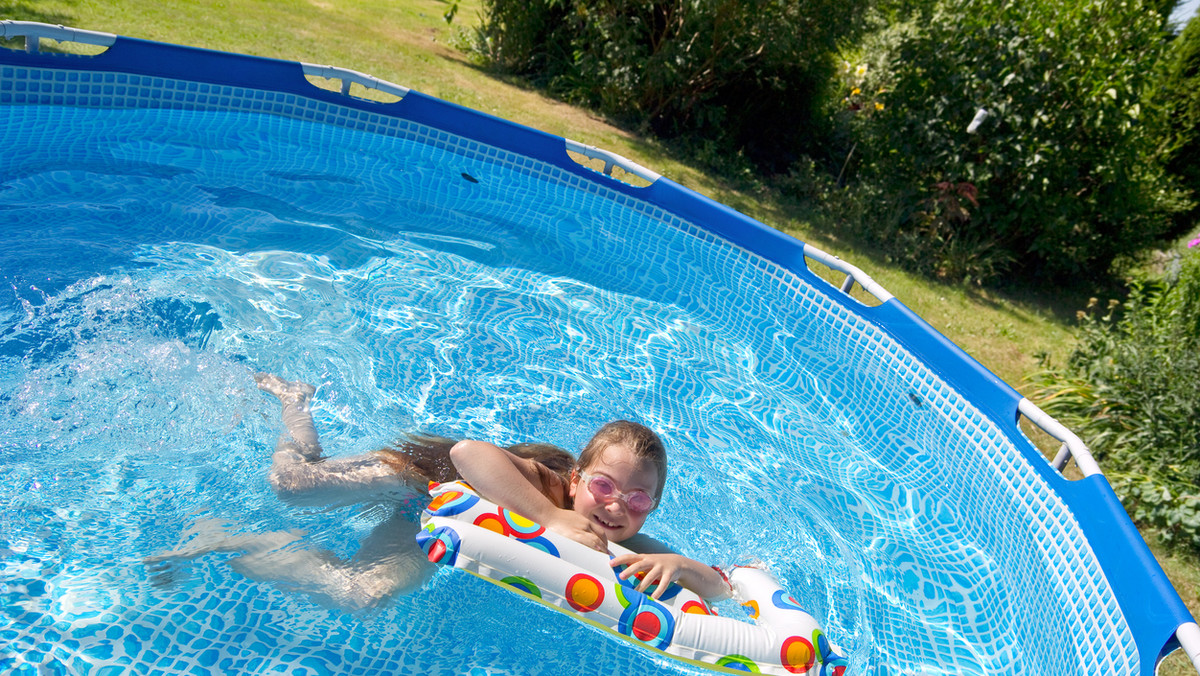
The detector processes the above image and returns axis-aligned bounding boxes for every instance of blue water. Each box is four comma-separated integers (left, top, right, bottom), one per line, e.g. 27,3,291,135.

0,103,1133,675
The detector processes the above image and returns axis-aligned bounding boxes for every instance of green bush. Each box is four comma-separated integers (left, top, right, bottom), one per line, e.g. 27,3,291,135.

465,0,869,172
1160,14,1200,236
1032,248,1200,551
845,0,1187,284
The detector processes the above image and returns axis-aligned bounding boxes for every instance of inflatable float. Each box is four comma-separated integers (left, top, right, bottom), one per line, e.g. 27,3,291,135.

417,481,849,675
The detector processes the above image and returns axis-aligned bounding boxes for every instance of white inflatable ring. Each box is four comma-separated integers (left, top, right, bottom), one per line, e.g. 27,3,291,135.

417,481,849,675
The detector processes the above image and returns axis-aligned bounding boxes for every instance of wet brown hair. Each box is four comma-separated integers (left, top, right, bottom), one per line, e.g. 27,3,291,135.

375,434,459,483
375,434,574,485
506,441,575,477
575,420,667,501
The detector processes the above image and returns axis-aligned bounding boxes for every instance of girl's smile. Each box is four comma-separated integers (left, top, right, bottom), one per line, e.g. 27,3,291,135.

569,443,659,543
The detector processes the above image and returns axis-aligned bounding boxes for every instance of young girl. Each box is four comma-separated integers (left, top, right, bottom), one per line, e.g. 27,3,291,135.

449,426,730,600
146,373,728,609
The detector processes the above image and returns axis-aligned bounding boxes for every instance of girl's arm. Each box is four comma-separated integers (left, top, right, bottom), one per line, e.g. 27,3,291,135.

609,552,733,601
449,439,607,551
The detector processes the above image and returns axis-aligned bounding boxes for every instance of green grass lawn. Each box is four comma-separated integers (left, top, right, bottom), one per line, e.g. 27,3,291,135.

3,0,1196,671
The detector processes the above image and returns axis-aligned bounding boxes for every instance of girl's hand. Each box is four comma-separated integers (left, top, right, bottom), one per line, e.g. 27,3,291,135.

610,552,733,600
545,509,608,552
610,553,687,599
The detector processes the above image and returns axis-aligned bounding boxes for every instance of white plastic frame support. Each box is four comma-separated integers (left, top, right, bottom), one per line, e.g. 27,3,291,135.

0,20,117,52
801,243,895,304
1017,398,1102,477
1178,623,1200,673
564,139,661,184
300,63,409,100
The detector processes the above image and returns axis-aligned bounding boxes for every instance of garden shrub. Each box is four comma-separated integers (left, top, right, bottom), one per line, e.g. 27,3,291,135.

465,0,869,172
1160,14,1200,236
845,0,1187,285
1032,247,1200,551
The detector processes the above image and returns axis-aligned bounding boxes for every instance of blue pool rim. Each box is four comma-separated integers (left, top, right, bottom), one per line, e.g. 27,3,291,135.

0,24,1194,673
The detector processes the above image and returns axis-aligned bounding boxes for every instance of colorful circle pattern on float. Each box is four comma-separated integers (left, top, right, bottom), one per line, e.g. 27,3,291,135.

779,635,815,674
772,590,806,612
500,509,545,538
471,508,560,556
425,488,479,517
516,534,559,557
416,524,461,566
615,585,675,650
502,575,541,598
813,631,848,676
565,573,605,613
714,653,759,672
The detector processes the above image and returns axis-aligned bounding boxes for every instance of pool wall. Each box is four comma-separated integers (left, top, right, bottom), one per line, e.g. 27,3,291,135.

1,21,1195,674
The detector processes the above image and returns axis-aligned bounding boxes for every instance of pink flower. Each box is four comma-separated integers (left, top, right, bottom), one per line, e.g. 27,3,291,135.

1190,237,1200,249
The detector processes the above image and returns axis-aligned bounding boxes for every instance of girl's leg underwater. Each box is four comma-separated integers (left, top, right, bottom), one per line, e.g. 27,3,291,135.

142,373,437,610
145,514,431,611
254,371,324,462
254,372,426,506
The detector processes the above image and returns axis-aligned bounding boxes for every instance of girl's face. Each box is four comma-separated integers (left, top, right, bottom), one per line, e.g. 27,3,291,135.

569,443,659,543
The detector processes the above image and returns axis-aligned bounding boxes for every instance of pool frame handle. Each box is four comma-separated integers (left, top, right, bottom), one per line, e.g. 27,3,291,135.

564,139,662,185
0,20,116,52
1016,398,1102,477
300,63,410,101
801,243,895,304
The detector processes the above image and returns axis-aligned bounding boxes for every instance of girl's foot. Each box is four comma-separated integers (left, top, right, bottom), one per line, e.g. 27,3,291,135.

144,518,307,586
144,518,264,563
254,372,315,406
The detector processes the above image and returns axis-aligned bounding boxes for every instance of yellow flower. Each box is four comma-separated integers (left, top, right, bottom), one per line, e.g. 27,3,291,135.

875,101,884,111
851,87,861,96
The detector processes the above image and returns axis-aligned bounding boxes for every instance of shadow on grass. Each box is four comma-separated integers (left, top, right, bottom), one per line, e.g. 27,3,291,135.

1,2,80,53
801,208,1129,328
1,2,77,27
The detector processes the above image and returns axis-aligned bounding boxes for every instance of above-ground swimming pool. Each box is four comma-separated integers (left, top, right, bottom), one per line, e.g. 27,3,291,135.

1,21,1197,676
